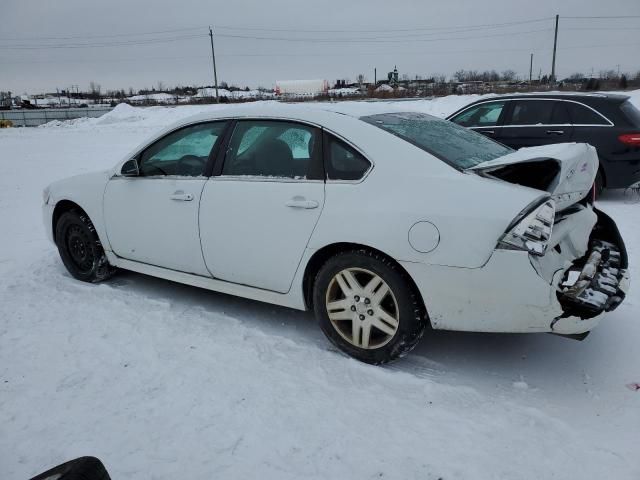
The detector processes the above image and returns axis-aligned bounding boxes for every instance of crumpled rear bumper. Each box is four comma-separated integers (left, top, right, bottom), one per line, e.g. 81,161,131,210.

557,240,629,316
402,205,629,335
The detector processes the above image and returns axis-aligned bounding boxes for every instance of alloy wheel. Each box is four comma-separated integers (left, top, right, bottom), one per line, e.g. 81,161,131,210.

325,267,400,349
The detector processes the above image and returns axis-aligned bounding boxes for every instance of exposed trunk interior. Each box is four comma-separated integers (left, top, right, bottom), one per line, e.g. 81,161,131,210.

481,159,561,193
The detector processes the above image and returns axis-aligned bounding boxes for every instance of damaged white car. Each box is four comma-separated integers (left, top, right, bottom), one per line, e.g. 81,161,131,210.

42,106,629,364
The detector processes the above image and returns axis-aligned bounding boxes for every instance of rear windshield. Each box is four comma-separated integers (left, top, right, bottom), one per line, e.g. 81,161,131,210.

361,112,513,169
620,100,640,127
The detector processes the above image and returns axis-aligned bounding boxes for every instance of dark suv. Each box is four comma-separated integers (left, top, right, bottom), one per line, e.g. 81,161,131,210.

447,93,640,191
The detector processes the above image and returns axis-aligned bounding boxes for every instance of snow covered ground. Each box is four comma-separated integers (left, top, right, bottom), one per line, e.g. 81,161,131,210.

1,93,639,480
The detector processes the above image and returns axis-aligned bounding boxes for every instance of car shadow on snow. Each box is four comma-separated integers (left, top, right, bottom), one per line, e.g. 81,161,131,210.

104,267,618,386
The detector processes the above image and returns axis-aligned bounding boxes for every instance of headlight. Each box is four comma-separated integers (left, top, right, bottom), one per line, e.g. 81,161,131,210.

42,186,51,204
498,198,555,256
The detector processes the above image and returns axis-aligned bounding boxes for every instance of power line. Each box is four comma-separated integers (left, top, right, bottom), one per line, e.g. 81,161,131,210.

562,15,640,19
212,17,554,33
564,26,640,31
213,28,552,44
0,34,206,50
0,27,551,50
0,26,207,42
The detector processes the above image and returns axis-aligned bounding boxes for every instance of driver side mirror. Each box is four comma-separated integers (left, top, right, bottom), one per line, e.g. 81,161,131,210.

121,158,139,177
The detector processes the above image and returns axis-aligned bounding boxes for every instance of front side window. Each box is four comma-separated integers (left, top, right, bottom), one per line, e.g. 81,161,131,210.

222,120,321,179
450,101,506,127
326,135,371,180
139,122,227,177
362,112,512,170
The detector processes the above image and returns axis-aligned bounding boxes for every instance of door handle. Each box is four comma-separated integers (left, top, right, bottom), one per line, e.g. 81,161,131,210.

483,130,496,135
285,197,319,209
170,191,194,201
546,130,565,135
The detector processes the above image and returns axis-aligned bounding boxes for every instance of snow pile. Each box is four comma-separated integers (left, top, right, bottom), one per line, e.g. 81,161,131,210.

195,88,275,100
37,89,640,132
127,92,177,104
375,84,394,93
329,87,362,97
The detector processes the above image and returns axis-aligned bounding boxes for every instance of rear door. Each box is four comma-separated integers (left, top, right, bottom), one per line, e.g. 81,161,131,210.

500,99,573,149
448,100,508,142
199,120,325,293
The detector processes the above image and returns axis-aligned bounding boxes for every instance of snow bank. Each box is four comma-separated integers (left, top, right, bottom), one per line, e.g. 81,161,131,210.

37,90,640,131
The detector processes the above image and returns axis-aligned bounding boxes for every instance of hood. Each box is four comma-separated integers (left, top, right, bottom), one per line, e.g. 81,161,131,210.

469,143,598,211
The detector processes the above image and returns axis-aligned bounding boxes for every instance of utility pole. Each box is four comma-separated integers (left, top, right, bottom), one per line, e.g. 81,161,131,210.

208,26,219,103
551,14,559,83
529,53,533,83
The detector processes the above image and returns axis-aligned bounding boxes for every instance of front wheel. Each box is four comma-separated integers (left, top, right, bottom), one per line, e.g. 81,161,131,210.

312,250,427,364
55,210,115,283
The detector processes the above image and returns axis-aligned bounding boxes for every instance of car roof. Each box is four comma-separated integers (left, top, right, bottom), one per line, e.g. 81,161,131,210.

463,92,630,103
162,102,407,131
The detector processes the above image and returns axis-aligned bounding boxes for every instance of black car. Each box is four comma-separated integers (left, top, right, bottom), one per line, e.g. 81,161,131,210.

447,93,640,191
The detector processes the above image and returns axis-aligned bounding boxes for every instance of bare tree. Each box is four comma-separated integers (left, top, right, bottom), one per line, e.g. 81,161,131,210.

89,81,101,102
157,81,165,92
598,69,618,80
356,73,366,86
432,74,447,84
501,70,517,81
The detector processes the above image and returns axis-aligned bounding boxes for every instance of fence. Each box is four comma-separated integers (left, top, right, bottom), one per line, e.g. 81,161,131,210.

0,106,113,127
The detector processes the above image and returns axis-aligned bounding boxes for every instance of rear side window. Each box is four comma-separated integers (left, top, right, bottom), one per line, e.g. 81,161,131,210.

222,120,321,179
620,101,640,127
509,100,556,125
326,135,371,180
450,101,505,127
362,112,512,170
565,102,609,125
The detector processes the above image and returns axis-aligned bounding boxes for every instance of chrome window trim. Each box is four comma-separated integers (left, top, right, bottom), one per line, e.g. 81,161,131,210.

451,97,614,128
210,176,325,184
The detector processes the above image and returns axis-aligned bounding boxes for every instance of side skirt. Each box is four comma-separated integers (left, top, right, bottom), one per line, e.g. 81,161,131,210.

109,255,307,311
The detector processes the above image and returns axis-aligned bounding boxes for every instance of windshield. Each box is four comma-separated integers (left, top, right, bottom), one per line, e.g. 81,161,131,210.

361,112,513,169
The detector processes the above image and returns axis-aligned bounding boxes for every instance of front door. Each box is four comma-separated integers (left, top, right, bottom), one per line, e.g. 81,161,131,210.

103,121,228,276
199,120,325,293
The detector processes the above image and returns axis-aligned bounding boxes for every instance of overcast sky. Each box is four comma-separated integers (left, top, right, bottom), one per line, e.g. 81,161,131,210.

1,0,639,94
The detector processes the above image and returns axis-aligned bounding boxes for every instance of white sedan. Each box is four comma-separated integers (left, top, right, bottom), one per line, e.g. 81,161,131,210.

42,104,630,364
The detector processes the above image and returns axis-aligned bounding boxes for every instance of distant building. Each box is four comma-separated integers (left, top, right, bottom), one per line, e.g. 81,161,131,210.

387,66,399,86
275,79,329,97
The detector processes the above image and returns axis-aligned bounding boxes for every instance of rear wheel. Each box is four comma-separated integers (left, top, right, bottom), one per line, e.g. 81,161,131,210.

55,210,115,283
313,250,427,364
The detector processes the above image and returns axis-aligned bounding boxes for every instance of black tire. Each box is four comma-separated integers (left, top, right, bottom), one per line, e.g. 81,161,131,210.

312,249,427,364
30,456,111,480
55,210,115,283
